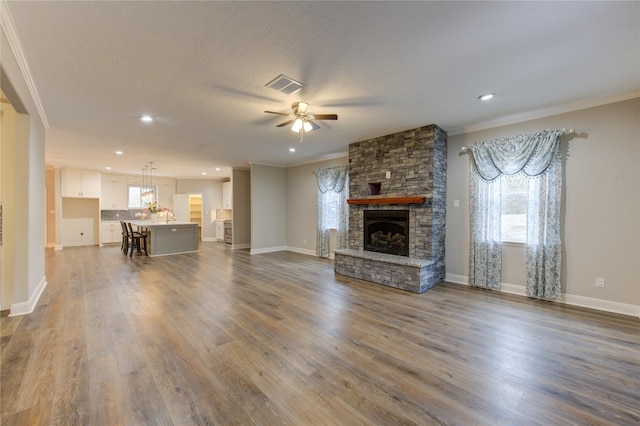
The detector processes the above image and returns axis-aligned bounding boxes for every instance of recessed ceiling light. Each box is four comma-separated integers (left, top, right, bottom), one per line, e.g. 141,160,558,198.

115,150,123,155
105,166,112,170
289,148,296,153
140,115,153,122
478,93,495,101
202,172,207,176
215,167,221,171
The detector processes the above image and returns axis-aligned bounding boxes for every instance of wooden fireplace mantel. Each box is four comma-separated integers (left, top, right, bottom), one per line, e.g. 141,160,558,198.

347,196,427,205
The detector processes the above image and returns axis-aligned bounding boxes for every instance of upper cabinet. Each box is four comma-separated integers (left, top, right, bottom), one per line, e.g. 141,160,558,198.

222,181,232,209
126,175,143,185
157,178,176,210
61,168,101,198
100,174,128,210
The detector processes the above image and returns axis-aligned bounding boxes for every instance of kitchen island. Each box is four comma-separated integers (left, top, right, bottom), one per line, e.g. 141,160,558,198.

129,220,199,257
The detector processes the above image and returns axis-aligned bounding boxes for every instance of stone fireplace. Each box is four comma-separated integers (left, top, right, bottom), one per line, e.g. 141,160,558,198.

334,124,447,293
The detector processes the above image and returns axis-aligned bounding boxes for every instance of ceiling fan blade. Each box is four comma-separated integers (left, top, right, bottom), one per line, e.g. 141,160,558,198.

276,120,294,127
311,114,338,120
264,110,290,116
308,120,321,131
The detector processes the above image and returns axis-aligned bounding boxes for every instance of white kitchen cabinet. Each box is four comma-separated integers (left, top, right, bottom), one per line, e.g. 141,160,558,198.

126,175,143,185
215,220,224,241
222,181,232,209
157,178,176,210
100,221,122,244
61,168,101,198
100,174,128,210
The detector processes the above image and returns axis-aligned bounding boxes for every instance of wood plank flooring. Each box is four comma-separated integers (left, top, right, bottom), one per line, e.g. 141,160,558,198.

1,242,639,425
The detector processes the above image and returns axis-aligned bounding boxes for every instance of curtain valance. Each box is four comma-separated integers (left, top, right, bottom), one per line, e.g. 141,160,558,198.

314,165,349,193
469,129,563,181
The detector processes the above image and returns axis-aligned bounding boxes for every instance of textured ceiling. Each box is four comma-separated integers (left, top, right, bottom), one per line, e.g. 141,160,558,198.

4,1,639,178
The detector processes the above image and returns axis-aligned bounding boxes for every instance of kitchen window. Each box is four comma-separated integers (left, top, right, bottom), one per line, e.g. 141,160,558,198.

128,185,157,209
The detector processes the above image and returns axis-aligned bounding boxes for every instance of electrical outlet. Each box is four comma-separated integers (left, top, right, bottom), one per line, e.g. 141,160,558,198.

386,171,391,179
595,277,605,288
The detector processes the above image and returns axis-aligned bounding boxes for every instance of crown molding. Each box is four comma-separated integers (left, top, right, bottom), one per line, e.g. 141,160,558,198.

0,0,49,129
288,151,348,168
448,91,640,136
249,161,287,168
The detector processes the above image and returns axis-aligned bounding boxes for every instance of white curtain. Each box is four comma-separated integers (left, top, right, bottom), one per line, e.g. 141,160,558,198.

314,165,349,258
468,129,564,298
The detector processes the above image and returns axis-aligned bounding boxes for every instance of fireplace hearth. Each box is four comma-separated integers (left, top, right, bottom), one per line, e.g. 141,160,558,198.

364,210,409,256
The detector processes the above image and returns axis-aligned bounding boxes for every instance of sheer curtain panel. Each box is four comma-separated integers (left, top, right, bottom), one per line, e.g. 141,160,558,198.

469,172,503,290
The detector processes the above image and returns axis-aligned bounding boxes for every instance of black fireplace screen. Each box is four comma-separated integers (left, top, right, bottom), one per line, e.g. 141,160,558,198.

363,210,409,256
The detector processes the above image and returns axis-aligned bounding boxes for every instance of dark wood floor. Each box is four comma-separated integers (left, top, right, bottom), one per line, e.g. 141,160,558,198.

1,242,639,425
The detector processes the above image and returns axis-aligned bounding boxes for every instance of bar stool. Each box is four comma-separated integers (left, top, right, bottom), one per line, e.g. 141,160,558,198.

120,221,131,255
127,222,148,256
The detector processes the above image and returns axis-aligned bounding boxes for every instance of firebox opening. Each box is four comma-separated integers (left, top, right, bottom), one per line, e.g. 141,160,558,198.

364,210,409,256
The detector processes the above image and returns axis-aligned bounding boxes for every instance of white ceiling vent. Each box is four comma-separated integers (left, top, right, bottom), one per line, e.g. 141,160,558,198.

265,74,303,95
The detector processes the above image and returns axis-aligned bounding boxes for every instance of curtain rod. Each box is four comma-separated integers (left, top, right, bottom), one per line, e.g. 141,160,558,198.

459,128,575,154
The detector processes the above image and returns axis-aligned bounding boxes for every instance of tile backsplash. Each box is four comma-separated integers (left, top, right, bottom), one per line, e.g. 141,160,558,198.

100,210,142,220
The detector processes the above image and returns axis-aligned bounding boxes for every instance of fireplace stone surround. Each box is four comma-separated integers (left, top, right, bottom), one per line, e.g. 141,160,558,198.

334,124,447,293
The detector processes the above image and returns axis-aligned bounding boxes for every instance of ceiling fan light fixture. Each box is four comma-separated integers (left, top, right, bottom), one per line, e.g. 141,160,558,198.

294,101,311,116
291,118,303,132
303,121,312,132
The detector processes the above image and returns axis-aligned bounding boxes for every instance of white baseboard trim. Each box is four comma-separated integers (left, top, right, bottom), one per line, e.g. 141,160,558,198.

9,275,47,317
445,273,639,318
250,246,287,255
285,246,317,257
201,237,216,242
231,243,251,250
562,294,640,318
54,245,63,251
445,273,468,285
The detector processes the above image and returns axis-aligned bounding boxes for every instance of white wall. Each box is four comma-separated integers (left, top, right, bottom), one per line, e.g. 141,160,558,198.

60,198,99,246
446,98,640,316
1,24,47,315
250,164,287,253
176,179,222,241
286,156,348,255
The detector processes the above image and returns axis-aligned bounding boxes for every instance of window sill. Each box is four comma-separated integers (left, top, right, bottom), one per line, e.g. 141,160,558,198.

501,241,525,248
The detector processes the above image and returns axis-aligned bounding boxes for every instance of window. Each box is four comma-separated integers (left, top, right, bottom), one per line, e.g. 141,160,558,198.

501,174,528,243
324,191,340,229
128,185,156,209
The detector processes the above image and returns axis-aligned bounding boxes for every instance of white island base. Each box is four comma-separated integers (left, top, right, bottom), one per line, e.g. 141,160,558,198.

130,221,199,257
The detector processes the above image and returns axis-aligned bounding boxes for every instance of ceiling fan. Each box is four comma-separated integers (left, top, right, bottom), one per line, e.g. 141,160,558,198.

264,101,338,142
